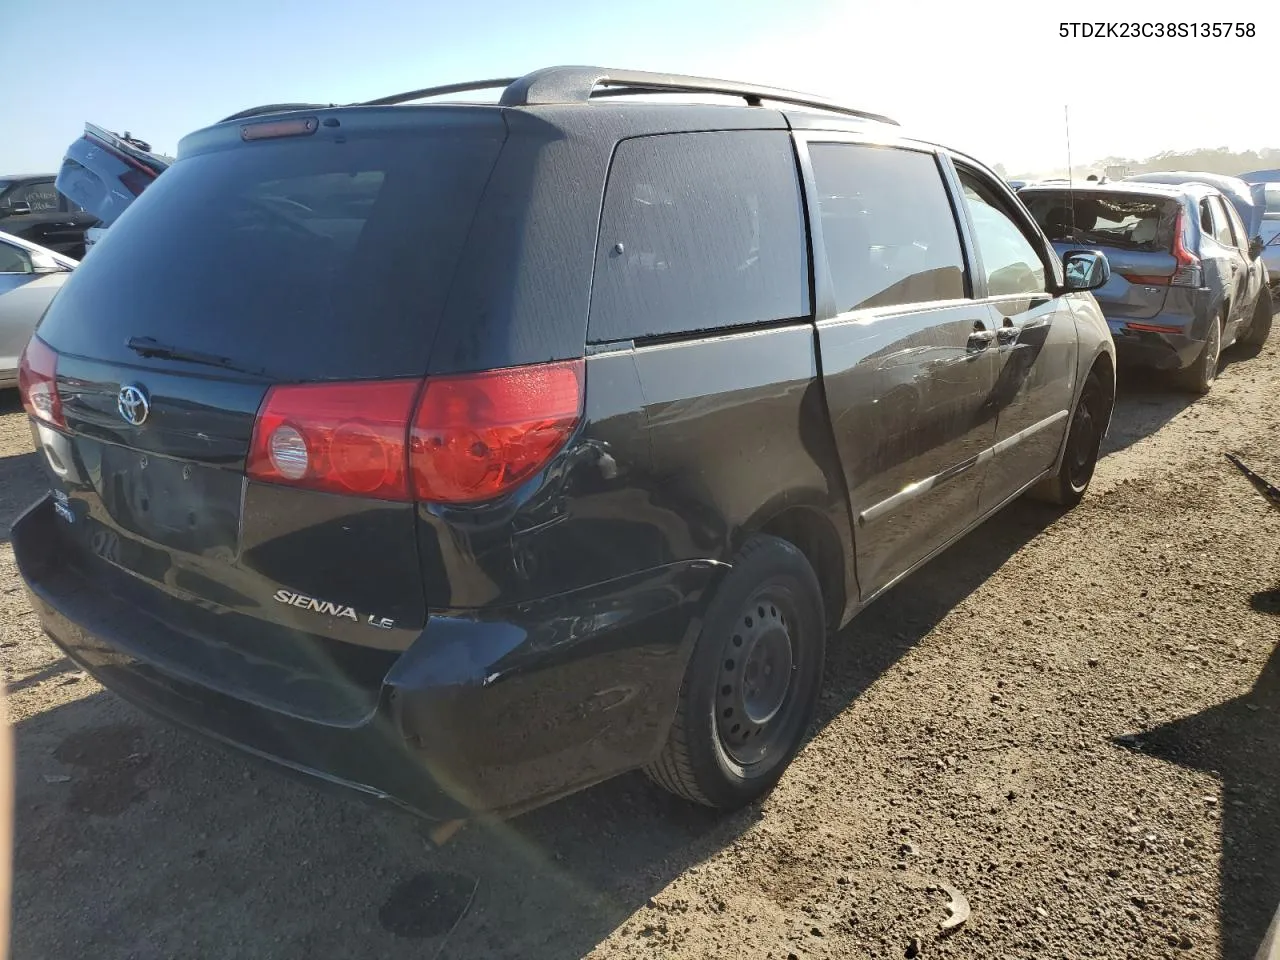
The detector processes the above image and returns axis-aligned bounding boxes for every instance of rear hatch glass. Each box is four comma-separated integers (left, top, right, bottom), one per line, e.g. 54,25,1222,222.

39,112,506,381
1022,190,1181,319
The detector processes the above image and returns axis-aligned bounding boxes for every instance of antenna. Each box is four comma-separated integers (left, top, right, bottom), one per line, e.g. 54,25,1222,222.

1065,104,1076,241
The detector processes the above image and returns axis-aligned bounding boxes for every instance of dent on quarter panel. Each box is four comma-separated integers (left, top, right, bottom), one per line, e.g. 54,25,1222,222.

630,325,855,587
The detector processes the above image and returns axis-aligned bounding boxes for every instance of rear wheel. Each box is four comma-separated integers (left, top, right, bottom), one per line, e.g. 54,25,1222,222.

1172,313,1222,394
1242,293,1273,348
1029,370,1110,507
645,535,825,809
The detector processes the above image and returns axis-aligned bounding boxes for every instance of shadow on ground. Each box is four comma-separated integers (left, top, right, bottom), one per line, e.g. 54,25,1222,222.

1118,630,1279,960
1102,343,1265,458
8,496,1066,960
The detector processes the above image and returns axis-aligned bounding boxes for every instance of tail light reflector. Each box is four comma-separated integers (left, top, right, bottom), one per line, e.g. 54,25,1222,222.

246,359,585,504
1119,274,1170,286
410,360,584,504
1171,210,1202,287
17,337,64,428
1125,322,1186,335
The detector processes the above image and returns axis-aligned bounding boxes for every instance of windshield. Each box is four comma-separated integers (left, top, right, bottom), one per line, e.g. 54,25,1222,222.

1022,191,1179,251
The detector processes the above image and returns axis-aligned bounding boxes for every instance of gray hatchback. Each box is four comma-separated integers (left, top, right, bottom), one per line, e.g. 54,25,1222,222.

1020,181,1272,393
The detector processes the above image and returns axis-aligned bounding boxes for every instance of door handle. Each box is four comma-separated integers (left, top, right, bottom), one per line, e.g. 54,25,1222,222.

967,329,995,350
996,326,1018,345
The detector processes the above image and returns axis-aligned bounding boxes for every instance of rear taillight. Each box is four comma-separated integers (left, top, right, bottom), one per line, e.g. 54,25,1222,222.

246,359,585,504
17,337,64,428
410,360,584,504
1119,274,1170,286
247,380,421,500
1171,210,1202,287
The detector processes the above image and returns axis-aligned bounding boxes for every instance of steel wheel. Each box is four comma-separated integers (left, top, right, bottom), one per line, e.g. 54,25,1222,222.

716,590,798,766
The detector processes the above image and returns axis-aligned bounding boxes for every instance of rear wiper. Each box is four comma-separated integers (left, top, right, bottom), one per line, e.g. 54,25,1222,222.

126,336,273,378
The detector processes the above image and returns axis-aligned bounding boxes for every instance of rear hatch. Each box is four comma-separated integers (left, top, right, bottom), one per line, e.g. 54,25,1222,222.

55,123,171,230
25,107,507,721
1023,189,1183,319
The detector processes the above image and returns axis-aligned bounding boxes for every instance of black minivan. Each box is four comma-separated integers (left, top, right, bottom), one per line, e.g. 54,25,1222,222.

15,67,1117,821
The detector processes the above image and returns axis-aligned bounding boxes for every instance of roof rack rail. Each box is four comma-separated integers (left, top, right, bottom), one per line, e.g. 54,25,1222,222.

220,103,333,123
500,66,899,125
361,78,518,107
360,66,897,124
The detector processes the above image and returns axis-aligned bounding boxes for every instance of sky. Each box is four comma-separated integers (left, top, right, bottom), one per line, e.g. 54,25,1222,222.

5,0,1276,176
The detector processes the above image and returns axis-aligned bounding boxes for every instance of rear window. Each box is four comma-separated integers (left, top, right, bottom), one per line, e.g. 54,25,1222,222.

36,124,504,381
1022,191,1179,252
587,130,808,342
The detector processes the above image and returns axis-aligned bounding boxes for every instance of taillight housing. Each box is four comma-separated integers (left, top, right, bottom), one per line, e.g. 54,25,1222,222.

17,337,64,428
246,359,585,504
1171,209,1203,288
410,360,584,504
247,380,421,500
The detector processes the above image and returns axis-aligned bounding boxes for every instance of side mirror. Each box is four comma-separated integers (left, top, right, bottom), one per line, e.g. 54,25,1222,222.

1060,249,1111,293
30,252,65,274
1249,236,1265,260
5,200,32,216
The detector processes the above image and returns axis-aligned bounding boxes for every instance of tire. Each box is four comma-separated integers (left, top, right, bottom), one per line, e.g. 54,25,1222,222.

1172,312,1223,394
1029,370,1110,508
1243,293,1273,348
645,535,825,809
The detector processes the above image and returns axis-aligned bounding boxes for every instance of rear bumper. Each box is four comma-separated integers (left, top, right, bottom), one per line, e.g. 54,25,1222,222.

1105,312,1206,371
13,495,722,821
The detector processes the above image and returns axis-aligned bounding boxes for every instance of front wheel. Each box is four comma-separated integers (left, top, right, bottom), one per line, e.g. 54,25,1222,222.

1029,369,1110,507
645,535,825,809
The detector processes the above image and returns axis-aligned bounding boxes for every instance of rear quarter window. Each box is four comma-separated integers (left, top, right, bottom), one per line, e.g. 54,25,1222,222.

587,131,809,342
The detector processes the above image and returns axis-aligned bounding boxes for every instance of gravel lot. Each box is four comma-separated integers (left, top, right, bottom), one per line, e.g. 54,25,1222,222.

1,338,1277,960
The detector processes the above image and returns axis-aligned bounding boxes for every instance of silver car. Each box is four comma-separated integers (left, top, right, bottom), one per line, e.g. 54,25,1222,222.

0,231,76,387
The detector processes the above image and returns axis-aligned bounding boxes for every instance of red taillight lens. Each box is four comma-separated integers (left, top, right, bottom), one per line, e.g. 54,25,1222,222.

410,359,584,504
17,337,64,428
1171,209,1203,288
1119,273,1171,286
247,380,421,500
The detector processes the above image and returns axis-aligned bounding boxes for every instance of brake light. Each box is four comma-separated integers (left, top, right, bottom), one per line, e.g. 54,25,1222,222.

241,117,319,142
17,337,64,428
410,360,584,504
1119,274,1170,286
245,359,585,504
1171,210,1202,287
247,380,421,500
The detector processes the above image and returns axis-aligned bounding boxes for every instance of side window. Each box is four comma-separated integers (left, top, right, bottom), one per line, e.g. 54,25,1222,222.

1216,196,1247,250
0,241,32,274
588,131,808,342
1211,197,1235,247
807,143,966,312
6,181,60,213
1200,199,1218,239
956,169,1047,296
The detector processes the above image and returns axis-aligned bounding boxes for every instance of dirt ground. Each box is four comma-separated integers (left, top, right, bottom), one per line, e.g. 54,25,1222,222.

1,337,1278,960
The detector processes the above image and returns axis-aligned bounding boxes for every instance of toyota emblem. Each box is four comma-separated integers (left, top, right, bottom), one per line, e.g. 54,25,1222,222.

117,384,151,426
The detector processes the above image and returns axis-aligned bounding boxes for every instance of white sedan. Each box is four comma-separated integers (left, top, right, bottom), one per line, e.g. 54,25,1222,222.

0,230,76,388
